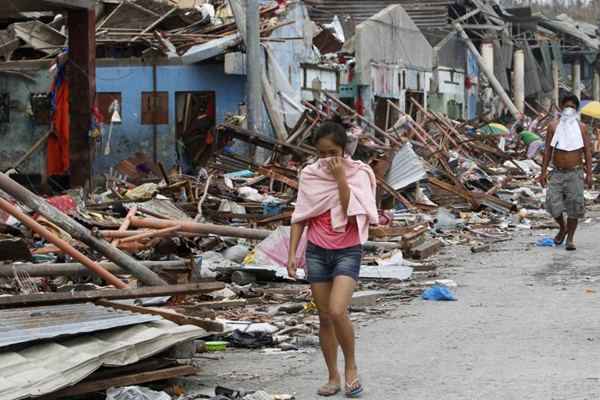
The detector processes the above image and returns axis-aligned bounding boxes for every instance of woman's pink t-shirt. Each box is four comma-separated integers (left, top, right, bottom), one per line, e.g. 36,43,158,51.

307,211,360,249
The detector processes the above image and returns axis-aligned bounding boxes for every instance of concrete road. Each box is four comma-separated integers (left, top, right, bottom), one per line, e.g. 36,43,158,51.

196,221,600,400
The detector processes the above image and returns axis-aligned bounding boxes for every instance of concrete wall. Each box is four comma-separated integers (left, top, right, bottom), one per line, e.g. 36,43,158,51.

95,62,245,173
429,68,466,120
0,60,245,175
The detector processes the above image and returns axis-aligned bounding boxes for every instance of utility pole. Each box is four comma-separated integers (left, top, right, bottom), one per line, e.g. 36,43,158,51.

246,0,261,159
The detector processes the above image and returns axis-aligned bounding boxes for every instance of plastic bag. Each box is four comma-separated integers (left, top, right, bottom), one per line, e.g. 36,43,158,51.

106,386,171,400
228,330,274,349
422,285,457,301
536,237,555,247
253,226,307,268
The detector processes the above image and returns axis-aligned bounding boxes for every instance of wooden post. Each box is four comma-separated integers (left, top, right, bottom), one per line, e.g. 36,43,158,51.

0,172,168,286
130,216,272,240
68,8,96,189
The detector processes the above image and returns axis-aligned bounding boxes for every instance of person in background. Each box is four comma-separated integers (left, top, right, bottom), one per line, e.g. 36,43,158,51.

287,120,378,398
516,125,545,162
540,93,593,250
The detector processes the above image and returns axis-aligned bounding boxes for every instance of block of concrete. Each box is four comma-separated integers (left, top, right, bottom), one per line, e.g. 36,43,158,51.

351,290,387,307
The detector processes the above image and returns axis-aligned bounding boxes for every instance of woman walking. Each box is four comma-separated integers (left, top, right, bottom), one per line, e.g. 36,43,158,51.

287,120,378,397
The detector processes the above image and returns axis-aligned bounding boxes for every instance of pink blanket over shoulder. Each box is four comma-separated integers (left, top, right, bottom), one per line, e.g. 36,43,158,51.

291,158,379,244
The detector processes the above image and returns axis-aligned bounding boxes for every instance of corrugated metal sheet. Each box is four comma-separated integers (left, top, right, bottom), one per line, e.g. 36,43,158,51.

0,303,161,349
305,0,453,28
540,14,600,51
0,320,205,400
385,143,428,190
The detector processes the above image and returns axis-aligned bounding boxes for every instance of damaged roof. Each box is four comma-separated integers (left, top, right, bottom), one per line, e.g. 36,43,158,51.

0,0,95,15
305,0,454,29
539,13,600,51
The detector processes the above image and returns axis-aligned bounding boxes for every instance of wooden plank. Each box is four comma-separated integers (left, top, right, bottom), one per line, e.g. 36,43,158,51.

408,239,443,260
0,282,224,308
96,300,224,332
256,166,298,189
256,211,293,225
375,176,416,211
43,365,197,399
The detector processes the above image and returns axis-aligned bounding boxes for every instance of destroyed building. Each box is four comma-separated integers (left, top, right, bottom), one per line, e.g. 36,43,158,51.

0,1,599,399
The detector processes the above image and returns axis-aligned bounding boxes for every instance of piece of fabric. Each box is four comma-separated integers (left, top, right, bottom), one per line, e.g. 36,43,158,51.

291,157,378,245
520,130,541,145
551,108,584,151
546,168,585,219
47,65,70,176
307,211,360,250
305,242,362,283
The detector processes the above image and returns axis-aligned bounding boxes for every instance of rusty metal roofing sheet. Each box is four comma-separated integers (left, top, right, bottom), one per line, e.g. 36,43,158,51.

305,0,453,28
0,303,161,349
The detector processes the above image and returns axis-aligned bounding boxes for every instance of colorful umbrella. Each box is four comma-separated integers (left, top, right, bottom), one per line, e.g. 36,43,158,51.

480,123,509,135
580,101,600,119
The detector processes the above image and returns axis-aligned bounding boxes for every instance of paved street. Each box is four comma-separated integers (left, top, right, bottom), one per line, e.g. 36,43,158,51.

199,218,600,400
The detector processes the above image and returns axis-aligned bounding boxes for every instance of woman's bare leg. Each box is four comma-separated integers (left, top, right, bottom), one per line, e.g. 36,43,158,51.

311,282,341,389
328,276,360,389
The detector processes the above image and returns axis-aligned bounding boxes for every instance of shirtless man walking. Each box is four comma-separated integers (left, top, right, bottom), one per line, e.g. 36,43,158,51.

540,94,593,251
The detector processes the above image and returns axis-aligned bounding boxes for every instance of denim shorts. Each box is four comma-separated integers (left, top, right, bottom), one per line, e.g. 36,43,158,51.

305,242,362,283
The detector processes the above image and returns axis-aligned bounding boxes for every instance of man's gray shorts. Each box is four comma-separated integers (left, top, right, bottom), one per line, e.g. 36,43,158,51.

546,168,585,219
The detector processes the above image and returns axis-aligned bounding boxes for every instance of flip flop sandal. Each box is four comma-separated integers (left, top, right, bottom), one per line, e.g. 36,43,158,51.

317,383,341,397
566,242,577,251
554,232,567,245
345,379,364,398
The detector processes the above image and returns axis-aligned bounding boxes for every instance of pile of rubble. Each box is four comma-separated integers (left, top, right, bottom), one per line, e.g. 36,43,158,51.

0,81,584,398
0,0,287,62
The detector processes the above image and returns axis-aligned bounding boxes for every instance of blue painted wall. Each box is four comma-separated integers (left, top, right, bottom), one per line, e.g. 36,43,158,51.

95,62,245,174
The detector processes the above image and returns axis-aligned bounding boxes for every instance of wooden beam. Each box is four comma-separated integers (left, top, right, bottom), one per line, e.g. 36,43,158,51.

96,300,224,332
0,260,189,277
68,8,96,188
43,365,197,399
375,176,416,211
0,282,224,308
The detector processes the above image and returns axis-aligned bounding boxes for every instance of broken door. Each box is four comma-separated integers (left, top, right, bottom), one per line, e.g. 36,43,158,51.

175,91,216,168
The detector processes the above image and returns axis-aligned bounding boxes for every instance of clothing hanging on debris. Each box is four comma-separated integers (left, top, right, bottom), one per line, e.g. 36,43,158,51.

48,63,70,176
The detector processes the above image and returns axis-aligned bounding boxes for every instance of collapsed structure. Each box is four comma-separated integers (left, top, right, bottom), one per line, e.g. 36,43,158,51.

0,0,599,399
